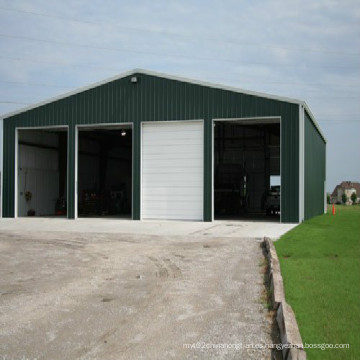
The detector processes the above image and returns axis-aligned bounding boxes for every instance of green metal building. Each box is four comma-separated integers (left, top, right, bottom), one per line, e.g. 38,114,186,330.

0,69,326,223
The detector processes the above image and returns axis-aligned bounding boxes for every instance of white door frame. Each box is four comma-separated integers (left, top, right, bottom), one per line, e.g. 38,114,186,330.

140,119,204,220
212,116,282,222
75,123,133,219
14,125,69,218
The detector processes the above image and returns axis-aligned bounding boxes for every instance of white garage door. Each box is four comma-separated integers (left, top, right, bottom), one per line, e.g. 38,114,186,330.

142,121,204,220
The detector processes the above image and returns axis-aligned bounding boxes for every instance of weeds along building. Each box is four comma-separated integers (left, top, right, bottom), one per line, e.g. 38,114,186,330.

0,69,326,223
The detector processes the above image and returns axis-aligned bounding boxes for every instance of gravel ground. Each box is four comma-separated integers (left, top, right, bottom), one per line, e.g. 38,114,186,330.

0,230,278,360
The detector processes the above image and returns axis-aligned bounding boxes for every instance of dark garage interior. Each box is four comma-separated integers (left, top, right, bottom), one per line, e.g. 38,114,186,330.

214,119,281,220
18,128,68,217
78,127,132,218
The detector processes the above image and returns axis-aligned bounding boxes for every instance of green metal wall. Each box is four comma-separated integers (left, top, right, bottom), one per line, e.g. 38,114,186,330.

2,72,300,222
304,111,326,220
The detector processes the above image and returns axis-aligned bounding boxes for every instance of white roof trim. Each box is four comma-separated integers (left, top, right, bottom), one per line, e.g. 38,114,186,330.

0,68,326,142
139,69,304,104
1,69,138,119
303,102,327,143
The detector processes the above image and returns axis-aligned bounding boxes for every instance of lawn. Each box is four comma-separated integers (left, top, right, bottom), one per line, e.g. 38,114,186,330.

275,205,360,360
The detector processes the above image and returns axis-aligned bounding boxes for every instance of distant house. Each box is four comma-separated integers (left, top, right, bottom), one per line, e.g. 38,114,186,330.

331,181,360,204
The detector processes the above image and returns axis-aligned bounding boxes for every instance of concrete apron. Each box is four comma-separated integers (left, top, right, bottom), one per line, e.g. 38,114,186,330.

0,218,297,239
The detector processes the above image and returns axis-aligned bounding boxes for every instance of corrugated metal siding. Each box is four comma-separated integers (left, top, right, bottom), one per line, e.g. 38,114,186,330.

304,111,326,220
2,73,299,222
281,104,299,222
3,125,16,217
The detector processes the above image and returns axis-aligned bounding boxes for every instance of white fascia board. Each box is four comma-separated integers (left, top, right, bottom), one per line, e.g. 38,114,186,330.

1,68,304,120
137,69,304,104
1,69,139,120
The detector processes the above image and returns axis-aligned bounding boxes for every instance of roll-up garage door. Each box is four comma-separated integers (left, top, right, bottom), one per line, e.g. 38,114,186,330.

142,121,204,220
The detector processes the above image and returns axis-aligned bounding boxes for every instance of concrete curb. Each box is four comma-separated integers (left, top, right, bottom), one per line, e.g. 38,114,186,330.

264,237,307,360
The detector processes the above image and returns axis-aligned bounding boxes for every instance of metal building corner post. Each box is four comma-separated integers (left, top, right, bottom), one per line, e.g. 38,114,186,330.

299,104,305,222
67,124,76,219
203,119,212,222
132,121,141,220
14,128,18,218
324,148,327,214
0,118,3,218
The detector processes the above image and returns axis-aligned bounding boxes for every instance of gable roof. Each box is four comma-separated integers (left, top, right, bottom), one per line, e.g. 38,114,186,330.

1,68,326,142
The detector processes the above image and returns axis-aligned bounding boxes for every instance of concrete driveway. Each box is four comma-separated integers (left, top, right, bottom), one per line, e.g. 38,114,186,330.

0,217,296,239
0,220,292,359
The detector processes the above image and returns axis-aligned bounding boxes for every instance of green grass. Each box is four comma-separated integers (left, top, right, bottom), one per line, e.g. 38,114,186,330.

275,205,360,360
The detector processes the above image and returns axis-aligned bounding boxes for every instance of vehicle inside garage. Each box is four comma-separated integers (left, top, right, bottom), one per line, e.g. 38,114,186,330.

214,119,280,220
77,126,132,218
17,128,68,217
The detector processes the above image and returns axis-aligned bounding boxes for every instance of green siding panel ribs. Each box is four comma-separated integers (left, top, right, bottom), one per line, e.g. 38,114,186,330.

304,111,326,220
280,104,299,223
3,72,301,222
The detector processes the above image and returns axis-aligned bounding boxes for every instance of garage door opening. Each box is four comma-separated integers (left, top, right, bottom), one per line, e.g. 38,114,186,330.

17,128,68,217
77,125,132,218
214,118,280,221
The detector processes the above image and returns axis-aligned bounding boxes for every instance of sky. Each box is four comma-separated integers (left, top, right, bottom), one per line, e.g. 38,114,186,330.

0,0,359,192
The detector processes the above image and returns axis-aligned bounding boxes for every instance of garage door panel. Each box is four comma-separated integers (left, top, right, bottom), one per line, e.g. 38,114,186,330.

143,157,203,166
143,162,202,168
142,169,202,177
143,178,203,184
143,124,202,134
143,152,203,161
143,145,203,155
143,195,203,202
145,200,202,209
142,159,202,170
141,187,202,196
143,207,202,219
143,136,202,144
144,213,201,221
142,121,204,221
143,133,202,142
142,181,202,189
